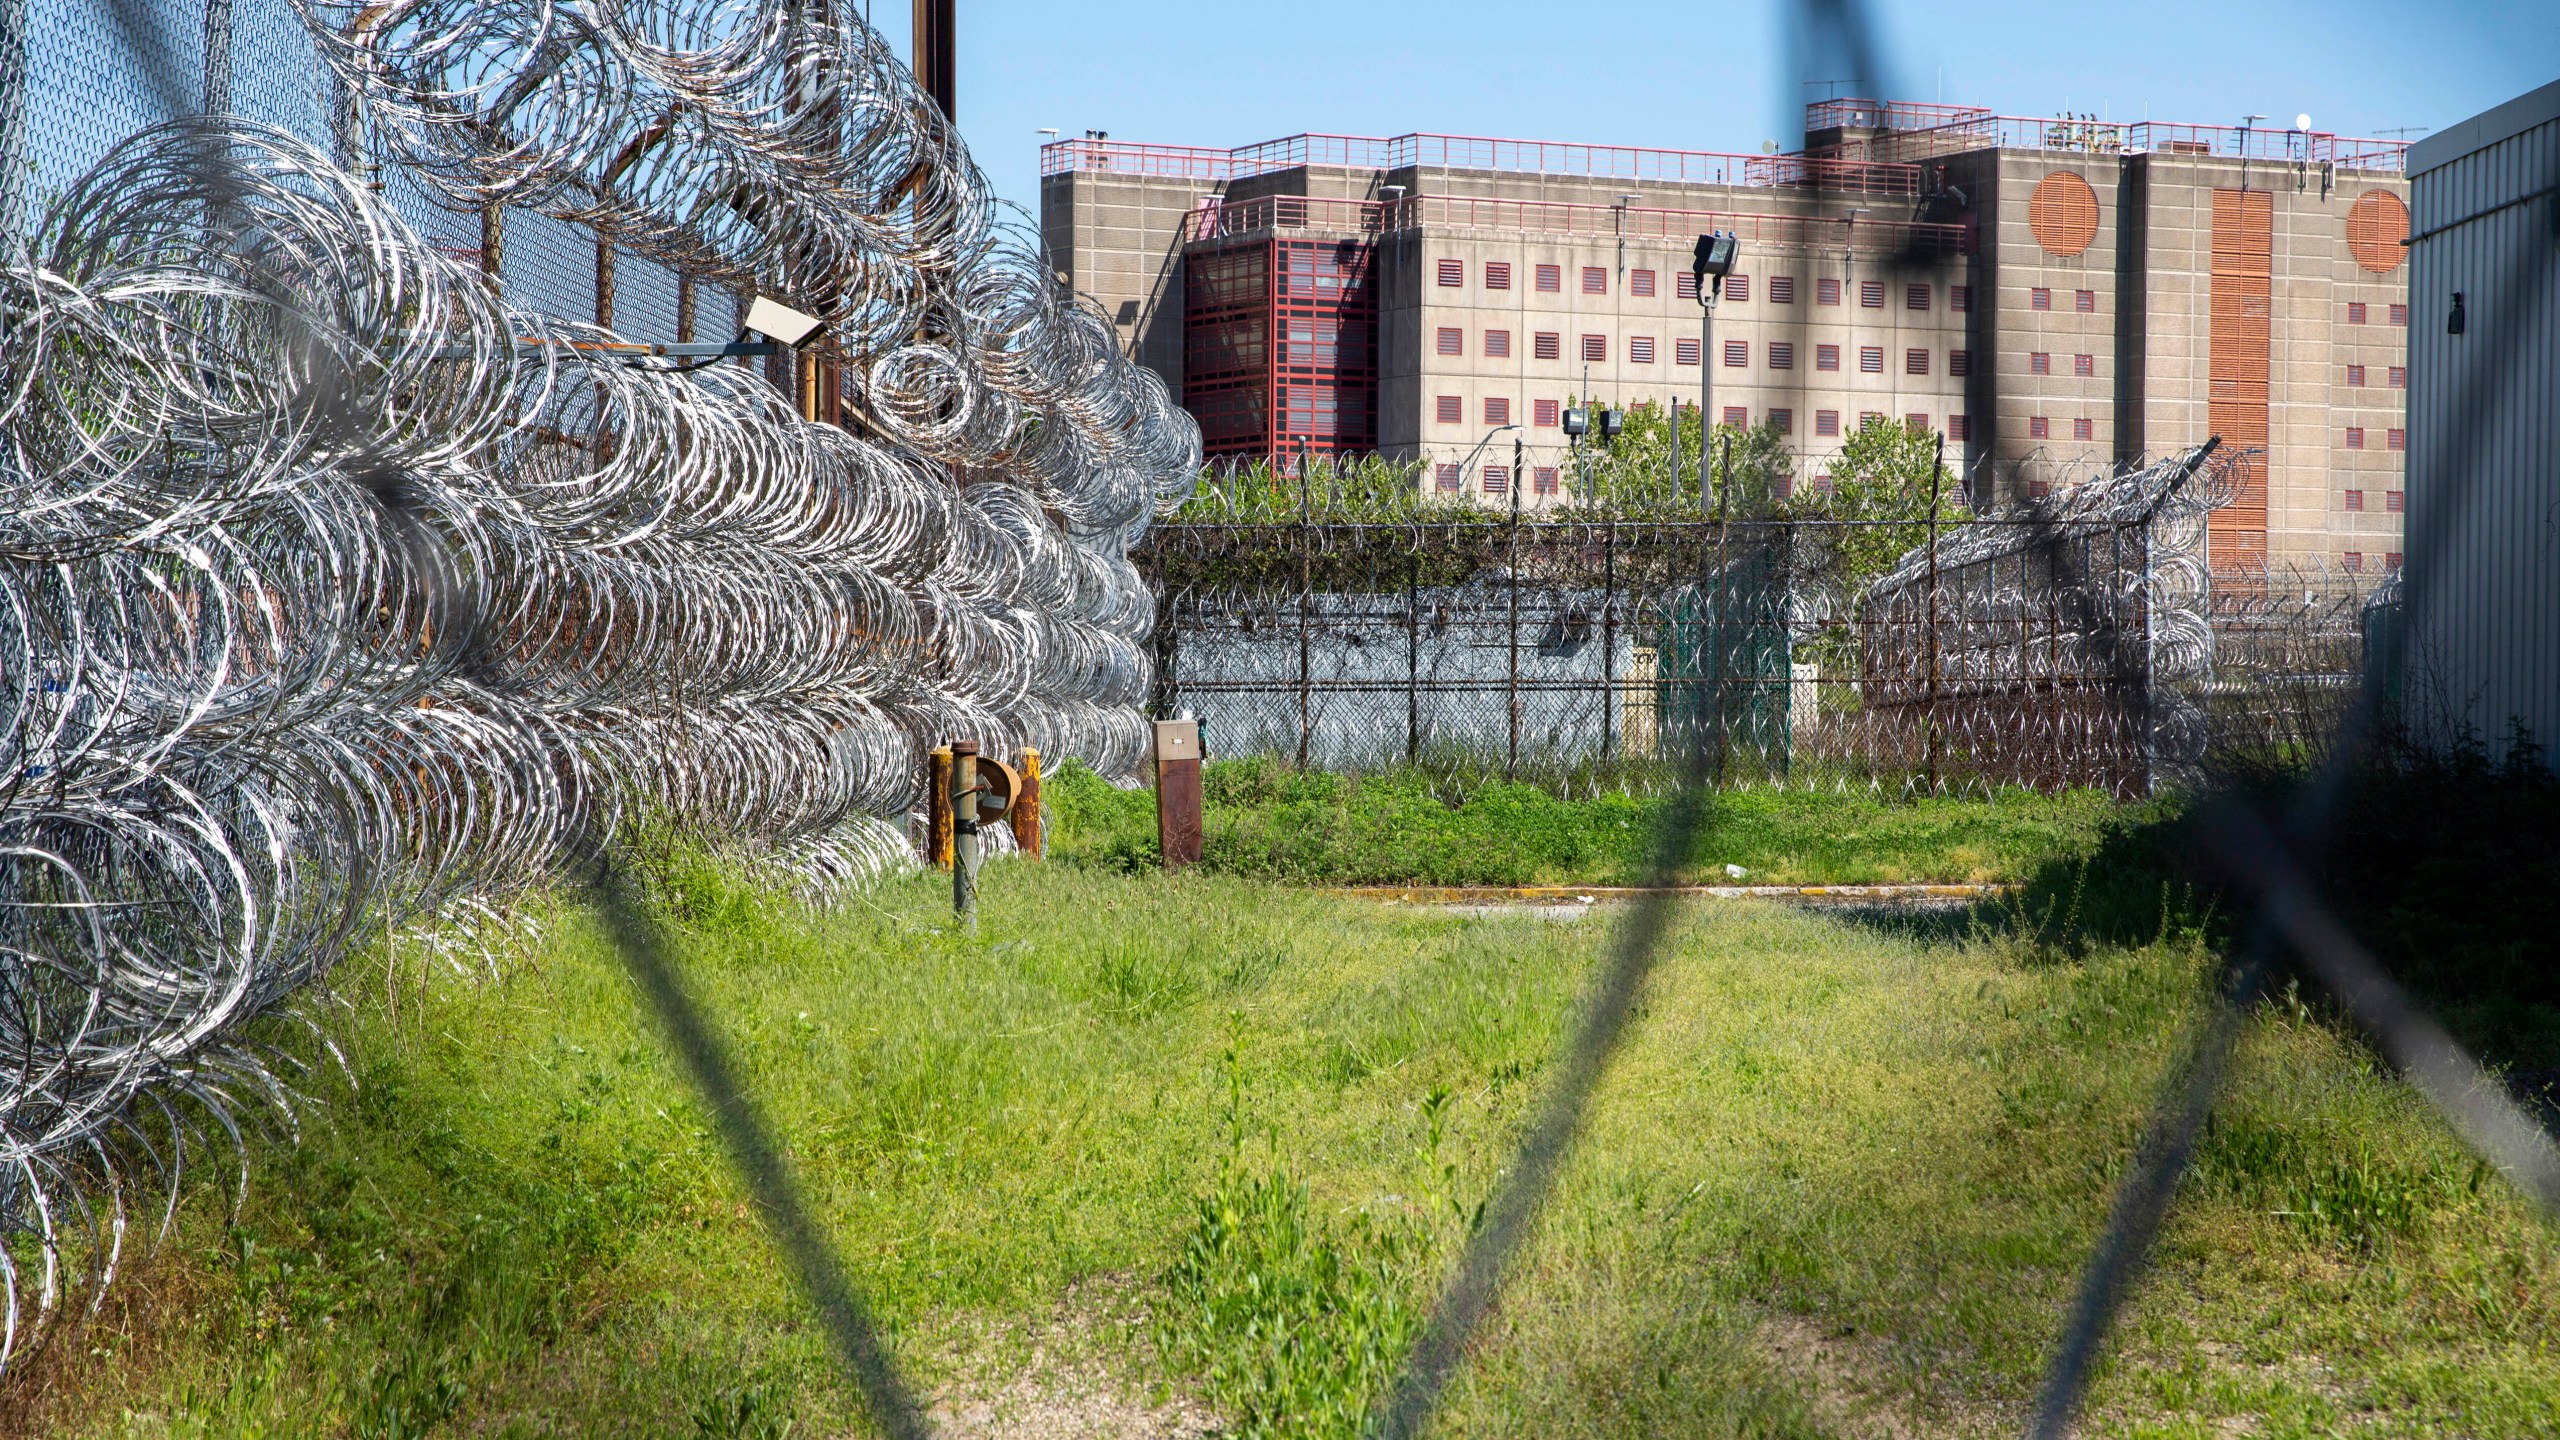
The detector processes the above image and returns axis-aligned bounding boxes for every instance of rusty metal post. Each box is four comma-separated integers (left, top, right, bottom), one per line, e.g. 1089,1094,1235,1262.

912,0,956,120
1014,747,1044,861
950,741,980,924
927,745,953,870
594,229,615,330
1153,719,1204,867
479,203,503,288
675,272,697,344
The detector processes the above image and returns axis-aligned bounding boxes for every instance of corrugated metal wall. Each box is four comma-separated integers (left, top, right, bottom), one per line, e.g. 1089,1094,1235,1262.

2207,188,2273,563
2403,89,2560,765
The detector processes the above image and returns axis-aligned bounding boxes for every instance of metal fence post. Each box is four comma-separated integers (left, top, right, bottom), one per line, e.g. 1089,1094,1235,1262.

1406,543,1421,767
1925,435,1943,796
1507,504,1522,782
1603,521,1617,762
1297,448,1313,771
0,0,24,238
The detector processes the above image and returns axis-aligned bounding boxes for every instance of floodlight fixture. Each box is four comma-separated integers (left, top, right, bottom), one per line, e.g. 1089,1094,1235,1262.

743,296,826,349
1562,406,1589,438
1598,407,1625,442
1691,230,1740,301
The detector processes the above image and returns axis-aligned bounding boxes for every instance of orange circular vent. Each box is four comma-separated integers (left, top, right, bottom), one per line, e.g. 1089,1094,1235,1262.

2347,190,2410,273
2028,171,2100,257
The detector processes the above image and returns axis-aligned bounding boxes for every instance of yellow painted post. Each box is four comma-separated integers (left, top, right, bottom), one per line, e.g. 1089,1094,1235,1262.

1015,747,1044,860
928,745,953,869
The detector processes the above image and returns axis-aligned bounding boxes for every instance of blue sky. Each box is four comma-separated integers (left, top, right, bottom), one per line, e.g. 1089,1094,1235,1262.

853,0,2560,220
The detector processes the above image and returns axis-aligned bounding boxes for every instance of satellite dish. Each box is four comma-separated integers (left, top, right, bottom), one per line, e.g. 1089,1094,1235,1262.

2295,114,2313,131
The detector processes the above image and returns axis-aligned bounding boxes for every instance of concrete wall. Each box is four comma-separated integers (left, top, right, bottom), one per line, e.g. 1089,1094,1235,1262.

1040,169,1205,389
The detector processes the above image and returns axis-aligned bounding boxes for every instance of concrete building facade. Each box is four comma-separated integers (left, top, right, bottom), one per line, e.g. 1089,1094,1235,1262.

1041,103,2413,572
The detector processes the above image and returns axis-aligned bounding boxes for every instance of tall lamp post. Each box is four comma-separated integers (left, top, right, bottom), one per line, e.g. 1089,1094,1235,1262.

1690,230,1739,512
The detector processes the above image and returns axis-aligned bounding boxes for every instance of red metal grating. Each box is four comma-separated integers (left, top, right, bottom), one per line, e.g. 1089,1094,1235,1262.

1185,238,1377,464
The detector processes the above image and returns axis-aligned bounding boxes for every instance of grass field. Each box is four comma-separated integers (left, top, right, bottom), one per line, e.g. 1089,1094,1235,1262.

1042,758,2125,887
13,839,2554,1438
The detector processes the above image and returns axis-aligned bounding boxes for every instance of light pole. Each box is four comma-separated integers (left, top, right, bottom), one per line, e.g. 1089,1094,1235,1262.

1690,231,1739,512
1451,422,1520,504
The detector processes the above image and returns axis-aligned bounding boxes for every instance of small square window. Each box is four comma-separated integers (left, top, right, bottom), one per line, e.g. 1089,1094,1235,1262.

1951,285,1971,312
1724,340,1749,367
1859,345,1884,373
2074,353,2095,377
2343,551,2364,573
1534,466,1559,495
2346,364,2366,387
1675,337,1700,365
1906,348,1930,375
1434,463,1462,492
2385,551,2403,570
1859,411,1886,430
1534,399,1559,427
1534,332,1561,360
2388,366,2406,388
1582,333,1607,362
2030,352,2052,376
1769,341,1795,370
1769,275,1796,304
1676,271,1699,300
1950,349,1971,376
2344,489,2365,511
2073,417,2094,441
2346,426,2365,449
1722,406,1747,428
1484,261,1512,290
1726,275,1751,303
1536,263,1562,293
1482,465,1509,496
1437,259,1464,287
1812,474,1835,496
1485,329,1511,358
1816,343,1841,371
1485,397,1511,426
1436,395,1463,425
1817,277,1842,306
2075,289,2096,313
1816,409,1841,437
1769,407,1793,435
2347,301,2368,324
2386,489,2404,513
1907,283,1931,311
2029,416,2051,439
1631,268,1657,297
2388,303,2408,326
1861,280,1885,308
2031,287,2052,311
2028,479,2051,500
1582,266,1608,295
1437,326,1463,356
1906,413,1931,434
1948,414,1971,441
2387,427,2405,450
1630,336,1656,364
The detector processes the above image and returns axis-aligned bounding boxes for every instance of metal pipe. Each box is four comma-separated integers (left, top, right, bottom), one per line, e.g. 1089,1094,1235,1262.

950,740,979,925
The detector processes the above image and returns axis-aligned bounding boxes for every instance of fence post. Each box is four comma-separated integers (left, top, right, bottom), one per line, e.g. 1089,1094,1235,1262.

0,0,24,238
950,742,979,925
1925,434,1942,797
1507,502,1522,781
1406,544,1421,766
1711,435,1733,785
927,745,953,870
1297,438,1312,770
1154,719,1204,867
1603,521,1617,763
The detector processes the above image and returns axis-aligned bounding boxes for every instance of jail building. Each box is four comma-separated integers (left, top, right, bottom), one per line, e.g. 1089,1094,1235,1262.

1041,100,2413,572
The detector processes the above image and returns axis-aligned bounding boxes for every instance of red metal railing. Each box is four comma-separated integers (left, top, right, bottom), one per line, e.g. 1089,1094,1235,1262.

1048,131,1923,194
1804,98,1992,133
1801,101,2408,174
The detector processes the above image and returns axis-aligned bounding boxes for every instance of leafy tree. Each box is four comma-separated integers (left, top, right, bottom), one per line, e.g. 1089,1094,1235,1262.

1556,403,1793,519
1784,416,1971,595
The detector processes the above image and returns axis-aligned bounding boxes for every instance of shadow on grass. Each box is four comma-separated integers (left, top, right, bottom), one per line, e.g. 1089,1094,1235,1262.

1853,753,2560,1123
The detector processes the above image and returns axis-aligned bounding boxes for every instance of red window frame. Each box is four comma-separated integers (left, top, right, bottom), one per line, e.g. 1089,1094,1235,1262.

2386,551,2403,570
1534,331,1561,360
1434,463,1462,492
1629,335,1656,364
2031,287,2052,311
2346,364,2366,387
2348,301,2368,324
1769,275,1796,304
1769,407,1793,434
2388,365,2406,388
2388,303,2408,326
1534,398,1560,427
1817,277,1842,306
1536,263,1562,292
2386,489,2404,513
1768,341,1795,370
1676,271,1700,300
1581,266,1608,295
1950,348,1971,376
2344,551,2365,573
1484,329,1511,358
2344,489,2364,511
1630,268,1657,297
2073,417,2094,441
1675,337,1700,365
1815,410,1840,437
1484,261,1513,290
1722,406,1747,427
1906,283,1930,310
1948,414,1970,441
1906,348,1930,375
1951,284,1971,312
1534,466,1559,495
1436,394,1463,424
1860,280,1885,308
1816,344,1840,371
2030,351,2051,376
2075,289,2096,313
2029,416,2050,439
2074,353,2095,377
1859,345,1884,373
1726,275,1751,303
1436,326,1463,356
1437,259,1464,287
1484,396,1511,426
2387,427,2405,450
1906,413,1931,434
1581,333,1607,362
2346,426,2365,449
1482,464,1509,496
1724,339,1749,367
